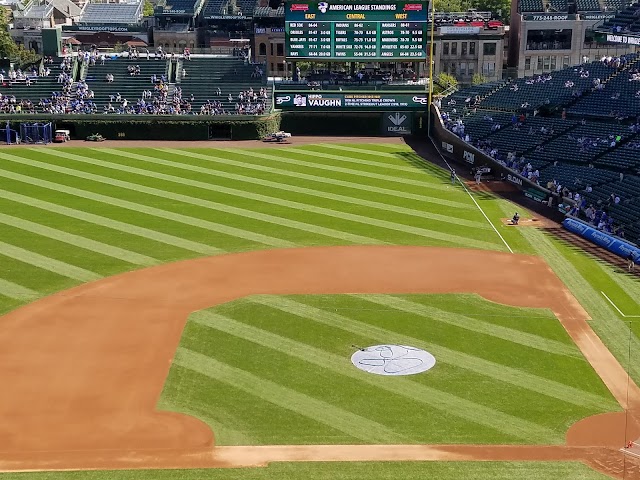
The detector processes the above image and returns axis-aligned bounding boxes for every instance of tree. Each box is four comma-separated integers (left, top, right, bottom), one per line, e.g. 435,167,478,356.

437,72,458,90
143,0,155,16
0,9,39,66
471,0,511,23
472,73,487,84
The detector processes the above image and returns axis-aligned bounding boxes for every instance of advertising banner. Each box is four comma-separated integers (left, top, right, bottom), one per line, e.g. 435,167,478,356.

275,92,429,110
562,217,640,260
381,111,412,135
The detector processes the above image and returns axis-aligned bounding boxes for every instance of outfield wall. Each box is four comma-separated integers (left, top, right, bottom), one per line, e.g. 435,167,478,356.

563,216,640,260
280,111,428,137
0,111,432,140
0,114,282,141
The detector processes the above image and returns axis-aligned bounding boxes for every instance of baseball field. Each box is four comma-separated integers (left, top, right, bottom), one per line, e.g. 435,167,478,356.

0,140,639,479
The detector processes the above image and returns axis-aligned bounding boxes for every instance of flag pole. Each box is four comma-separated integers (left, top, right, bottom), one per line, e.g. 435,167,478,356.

426,0,436,136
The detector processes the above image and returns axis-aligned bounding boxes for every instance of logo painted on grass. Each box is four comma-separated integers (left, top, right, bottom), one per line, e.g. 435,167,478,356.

351,345,436,375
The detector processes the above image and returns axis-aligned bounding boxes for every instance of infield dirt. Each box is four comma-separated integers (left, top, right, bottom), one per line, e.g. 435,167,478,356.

0,245,639,478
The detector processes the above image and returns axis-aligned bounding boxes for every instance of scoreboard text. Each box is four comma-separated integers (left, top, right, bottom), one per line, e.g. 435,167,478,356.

285,1,428,60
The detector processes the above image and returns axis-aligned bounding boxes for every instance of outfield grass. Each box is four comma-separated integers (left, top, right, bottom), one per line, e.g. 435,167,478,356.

0,142,636,479
0,144,507,317
0,461,609,480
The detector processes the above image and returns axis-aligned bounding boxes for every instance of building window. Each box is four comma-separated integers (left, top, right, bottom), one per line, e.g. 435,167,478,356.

276,43,284,56
469,42,476,55
461,42,467,55
451,42,457,55
563,55,570,68
543,56,550,70
443,42,449,55
537,56,543,70
450,63,457,75
270,43,274,56
483,62,495,75
550,56,557,70
259,42,266,56
525,57,531,70
483,42,496,55
460,62,467,75
468,63,474,76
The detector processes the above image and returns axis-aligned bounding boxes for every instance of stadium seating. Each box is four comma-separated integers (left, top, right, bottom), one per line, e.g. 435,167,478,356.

84,58,169,109
480,61,617,111
0,58,72,113
440,55,640,244
570,58,640,118
177,57,269,111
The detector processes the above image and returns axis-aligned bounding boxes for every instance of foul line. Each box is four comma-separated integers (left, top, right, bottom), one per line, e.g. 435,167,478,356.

428,137,513,254
601,291,640,318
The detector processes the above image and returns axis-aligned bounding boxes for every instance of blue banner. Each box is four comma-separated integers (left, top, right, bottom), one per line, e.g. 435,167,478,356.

562,217,640,261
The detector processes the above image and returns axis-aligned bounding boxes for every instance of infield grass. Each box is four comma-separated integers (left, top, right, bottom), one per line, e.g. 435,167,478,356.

159,293,617,446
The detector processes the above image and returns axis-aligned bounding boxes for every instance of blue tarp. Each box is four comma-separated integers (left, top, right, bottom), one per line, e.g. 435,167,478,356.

563,217,640,262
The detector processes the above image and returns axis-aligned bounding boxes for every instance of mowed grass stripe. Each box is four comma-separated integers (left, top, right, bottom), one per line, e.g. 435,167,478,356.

72,147,474,246
104,148,487,230
0,154,296,249
192,310,555,442
162,148,473,210
0,277,39,300
0,212,157,267
22,149,375,246
0,240,100,282
0,188,219,256
0,169,234,254
284,147,419,173
360,295,579,358
319,144,399,158
173,347,406,443
18,149,298,248
218,148,452,192
252,296,614,411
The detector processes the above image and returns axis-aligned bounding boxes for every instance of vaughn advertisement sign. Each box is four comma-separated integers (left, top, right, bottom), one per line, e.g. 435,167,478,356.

274,92,429,110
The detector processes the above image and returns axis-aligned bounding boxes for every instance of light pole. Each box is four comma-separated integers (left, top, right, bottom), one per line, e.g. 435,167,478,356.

283,60,287,81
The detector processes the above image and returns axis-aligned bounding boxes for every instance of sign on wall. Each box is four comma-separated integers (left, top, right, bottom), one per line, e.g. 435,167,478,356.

275,92,429,110
381,112,412,135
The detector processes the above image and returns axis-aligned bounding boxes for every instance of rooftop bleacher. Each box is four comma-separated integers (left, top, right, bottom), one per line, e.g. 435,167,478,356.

79,1,142,24
520,0,544,12
158,0,203,15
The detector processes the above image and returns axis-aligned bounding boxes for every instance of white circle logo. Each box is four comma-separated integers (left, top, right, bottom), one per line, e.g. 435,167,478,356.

351,345,436,376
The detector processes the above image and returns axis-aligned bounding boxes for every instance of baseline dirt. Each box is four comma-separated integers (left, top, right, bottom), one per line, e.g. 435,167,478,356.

0,246,638,478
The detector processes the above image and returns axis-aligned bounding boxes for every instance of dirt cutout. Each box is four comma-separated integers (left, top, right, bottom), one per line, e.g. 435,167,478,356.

0,246,638,478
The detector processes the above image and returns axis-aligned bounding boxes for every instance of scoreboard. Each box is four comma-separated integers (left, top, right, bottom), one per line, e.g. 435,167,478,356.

285,1,428,61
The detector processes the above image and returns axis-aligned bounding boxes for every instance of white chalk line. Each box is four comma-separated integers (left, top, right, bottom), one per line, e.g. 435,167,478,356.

428,137,514,254
601,291,640,318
